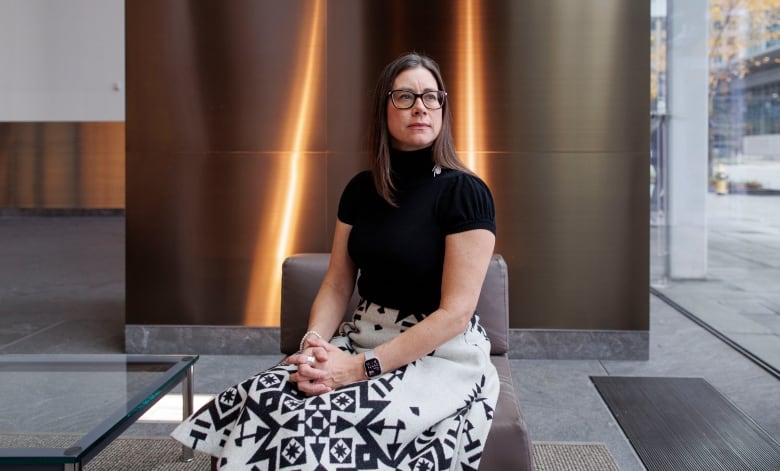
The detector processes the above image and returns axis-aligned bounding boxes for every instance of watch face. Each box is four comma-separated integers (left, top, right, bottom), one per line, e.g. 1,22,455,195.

365,358,382,378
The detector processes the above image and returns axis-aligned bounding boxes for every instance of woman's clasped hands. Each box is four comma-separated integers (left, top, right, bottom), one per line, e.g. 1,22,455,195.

286,337,362,396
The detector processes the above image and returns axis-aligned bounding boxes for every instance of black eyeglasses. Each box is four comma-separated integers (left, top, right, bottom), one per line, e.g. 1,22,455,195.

388,90,447,110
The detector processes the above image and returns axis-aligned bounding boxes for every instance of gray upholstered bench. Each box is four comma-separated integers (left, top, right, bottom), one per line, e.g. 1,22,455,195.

281,253,534,471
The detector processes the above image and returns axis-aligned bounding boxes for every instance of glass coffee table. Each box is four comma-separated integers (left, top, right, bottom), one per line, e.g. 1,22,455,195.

0,354,198,470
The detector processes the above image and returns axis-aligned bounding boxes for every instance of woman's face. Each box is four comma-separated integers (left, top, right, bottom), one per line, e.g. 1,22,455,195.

387,67,443,151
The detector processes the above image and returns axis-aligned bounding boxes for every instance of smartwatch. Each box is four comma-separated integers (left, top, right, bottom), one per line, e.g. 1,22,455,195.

364,350,382,378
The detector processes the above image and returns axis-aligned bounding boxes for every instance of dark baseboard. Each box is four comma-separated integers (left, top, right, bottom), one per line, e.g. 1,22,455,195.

0,208,125,217
509,329,649,361
125,325,649,360
125,325,282,356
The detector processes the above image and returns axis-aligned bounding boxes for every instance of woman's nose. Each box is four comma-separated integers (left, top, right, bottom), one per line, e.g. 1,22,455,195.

411,97,427,113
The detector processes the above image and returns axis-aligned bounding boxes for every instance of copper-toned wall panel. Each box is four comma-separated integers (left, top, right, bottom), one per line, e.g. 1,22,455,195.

126,150,327,324
503,1,649,153
127,0,335,325
0,122,125,208
127,0,649,330
489,152,649,330
126,1,328,153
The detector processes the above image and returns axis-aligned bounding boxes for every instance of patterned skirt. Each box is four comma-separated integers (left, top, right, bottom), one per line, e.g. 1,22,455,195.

171,299,499,470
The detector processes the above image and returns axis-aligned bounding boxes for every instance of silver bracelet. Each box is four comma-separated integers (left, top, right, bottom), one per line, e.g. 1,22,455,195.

299,330,323,352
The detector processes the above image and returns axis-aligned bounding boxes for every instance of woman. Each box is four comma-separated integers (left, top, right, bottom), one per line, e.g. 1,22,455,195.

172,52,499,470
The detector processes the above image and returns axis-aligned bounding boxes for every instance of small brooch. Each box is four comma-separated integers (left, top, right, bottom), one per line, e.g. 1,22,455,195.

432,165,442,178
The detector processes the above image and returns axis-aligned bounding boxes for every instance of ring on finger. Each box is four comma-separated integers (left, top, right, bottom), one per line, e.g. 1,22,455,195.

306,355,315,365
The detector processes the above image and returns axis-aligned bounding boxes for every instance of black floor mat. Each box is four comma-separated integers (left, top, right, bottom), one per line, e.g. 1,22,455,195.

591,376,780,471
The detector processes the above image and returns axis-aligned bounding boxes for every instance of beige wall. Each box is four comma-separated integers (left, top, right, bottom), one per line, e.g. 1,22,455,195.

0,0,124,208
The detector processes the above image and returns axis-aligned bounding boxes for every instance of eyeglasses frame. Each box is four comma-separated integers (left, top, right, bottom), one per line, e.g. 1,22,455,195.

387,90,447,110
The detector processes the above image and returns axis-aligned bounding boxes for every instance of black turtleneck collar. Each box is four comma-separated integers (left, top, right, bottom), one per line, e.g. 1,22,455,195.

390,146,435,178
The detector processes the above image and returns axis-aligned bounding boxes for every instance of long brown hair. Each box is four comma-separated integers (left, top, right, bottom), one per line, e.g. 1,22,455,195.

368,52,471,206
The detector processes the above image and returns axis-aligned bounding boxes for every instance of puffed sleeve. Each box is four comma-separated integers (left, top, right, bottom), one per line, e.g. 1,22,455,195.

437,173,496,235
337,171,372,225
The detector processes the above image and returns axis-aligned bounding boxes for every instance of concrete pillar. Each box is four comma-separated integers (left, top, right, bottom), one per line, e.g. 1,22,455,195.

667,0,709,278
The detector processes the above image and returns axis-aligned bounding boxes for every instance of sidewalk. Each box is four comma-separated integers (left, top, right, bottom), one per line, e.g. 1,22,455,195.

653,193,780,375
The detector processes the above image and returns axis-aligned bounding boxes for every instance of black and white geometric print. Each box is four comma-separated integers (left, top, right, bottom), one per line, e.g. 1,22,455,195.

171,300,499,470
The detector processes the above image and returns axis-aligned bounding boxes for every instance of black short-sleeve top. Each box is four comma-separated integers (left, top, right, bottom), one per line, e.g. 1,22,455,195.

337,146,496,314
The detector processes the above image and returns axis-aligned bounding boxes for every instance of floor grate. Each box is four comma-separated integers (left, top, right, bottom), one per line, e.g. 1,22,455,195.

591,376,780,471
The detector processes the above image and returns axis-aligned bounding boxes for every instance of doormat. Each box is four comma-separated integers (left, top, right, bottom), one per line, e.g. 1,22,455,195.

591,376,780,471
532,441,619,471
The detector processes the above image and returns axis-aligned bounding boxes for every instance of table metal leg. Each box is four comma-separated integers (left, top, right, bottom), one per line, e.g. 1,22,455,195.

180,363,195,462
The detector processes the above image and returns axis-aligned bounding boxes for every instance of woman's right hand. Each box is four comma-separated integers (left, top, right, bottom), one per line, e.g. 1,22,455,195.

286,346,333,396
295,337,367,392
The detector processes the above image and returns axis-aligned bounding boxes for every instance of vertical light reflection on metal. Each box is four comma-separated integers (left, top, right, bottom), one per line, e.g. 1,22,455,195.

245,0,325,325
455,0,486,177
